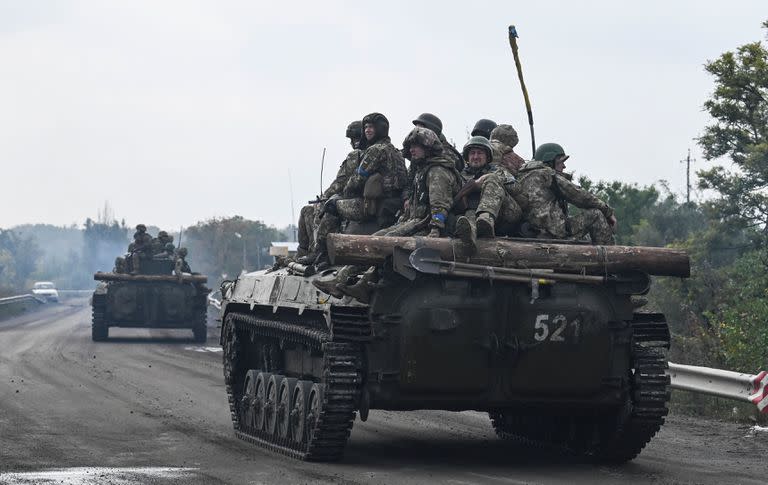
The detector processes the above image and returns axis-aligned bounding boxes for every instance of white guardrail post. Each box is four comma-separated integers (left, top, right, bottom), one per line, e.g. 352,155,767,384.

668,362,768,414
0,294,46,305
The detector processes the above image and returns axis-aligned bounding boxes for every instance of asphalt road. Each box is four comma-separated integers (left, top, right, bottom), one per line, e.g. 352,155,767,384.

1,301,766,484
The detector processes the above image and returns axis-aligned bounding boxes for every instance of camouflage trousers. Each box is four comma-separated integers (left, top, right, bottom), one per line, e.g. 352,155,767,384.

536,208,615,245
315,198,367,245
297,204,319,257
567,208,615,245
472,175,522,235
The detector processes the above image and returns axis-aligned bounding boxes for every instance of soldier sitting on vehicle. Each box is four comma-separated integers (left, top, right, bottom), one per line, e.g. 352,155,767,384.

297,120,363,264
313,112,407,266
130,224,153,274
313,127,462,302
411,112,464,172
517,143,616,245
453,136,498,251
174,247,192,281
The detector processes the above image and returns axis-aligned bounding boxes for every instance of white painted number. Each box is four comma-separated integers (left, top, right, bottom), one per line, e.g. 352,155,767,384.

550,315,567,342
534,314,549,341
533,314,580,343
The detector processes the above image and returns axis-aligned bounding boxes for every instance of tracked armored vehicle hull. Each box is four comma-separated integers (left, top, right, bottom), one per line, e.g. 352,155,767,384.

91,260,210,342
219,236,688,463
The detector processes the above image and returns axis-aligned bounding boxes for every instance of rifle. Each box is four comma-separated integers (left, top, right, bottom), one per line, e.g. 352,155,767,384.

451,178,481,211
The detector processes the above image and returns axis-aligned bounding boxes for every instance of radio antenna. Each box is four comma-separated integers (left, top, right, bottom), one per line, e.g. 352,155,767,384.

319,147,326,197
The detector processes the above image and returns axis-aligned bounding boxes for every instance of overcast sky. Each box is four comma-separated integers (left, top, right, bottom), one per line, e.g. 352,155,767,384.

0,1,765,231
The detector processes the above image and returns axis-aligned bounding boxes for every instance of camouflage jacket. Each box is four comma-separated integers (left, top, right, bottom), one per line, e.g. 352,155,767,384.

408,156,462,229
460,162,497,209
438,132,464,172
343,137,407,198
491,140,526,172
323,149,362,199
517,161,614,238
132,232,153,253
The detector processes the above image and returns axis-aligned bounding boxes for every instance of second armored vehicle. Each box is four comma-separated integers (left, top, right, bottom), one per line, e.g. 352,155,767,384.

92,258,210,342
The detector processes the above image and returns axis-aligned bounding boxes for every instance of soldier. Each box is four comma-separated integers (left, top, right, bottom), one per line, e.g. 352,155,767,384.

313,112,407,265
412,113,464,171
453,136,497,251
174,247,191,281
490,124,526,173
314,127,462,302
297,121,363,261
153,242,176,259
130,224,153,274
517,143,617,245
151,231,174,255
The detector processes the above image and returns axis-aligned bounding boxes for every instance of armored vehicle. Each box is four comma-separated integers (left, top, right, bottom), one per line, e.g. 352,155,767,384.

91,258,210,342
219,233,689,462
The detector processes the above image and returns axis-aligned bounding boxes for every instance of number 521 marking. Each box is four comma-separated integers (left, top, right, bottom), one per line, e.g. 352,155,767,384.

533,314,581,343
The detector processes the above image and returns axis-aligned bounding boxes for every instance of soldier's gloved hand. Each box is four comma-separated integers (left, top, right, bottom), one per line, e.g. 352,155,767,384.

427,228,441,238
608,214,617,228
320,194,341,219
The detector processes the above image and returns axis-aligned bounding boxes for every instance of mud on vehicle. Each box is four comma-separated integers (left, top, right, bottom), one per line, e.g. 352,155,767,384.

91,258,210,342
218,233,689,463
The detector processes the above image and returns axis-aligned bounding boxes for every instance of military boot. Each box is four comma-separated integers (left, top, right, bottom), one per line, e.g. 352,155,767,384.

312,265,352,299
476,212,495,238
338,267,377,304
454,215,477,253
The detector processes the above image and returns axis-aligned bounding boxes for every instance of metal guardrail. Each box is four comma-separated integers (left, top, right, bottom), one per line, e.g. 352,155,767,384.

668,362,768,414
207,293,221,311
0,294,46,306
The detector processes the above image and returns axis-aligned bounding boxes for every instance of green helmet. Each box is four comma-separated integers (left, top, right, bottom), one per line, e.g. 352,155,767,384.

158,230,169,239
177,247,188,257
164,242,175,251
462,136,493,162
534,143,566,164
136,224,146,232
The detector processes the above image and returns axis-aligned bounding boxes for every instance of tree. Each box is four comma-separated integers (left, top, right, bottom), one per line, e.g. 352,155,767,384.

697,20,768,238
184,216,285,284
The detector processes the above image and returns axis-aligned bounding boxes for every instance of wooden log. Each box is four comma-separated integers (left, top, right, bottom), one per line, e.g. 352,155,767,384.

327,234,690,277
93,272,208,283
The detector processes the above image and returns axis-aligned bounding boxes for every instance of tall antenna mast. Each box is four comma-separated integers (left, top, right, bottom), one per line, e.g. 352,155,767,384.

288,169,297,242
680,148,696,204
320,147,326,197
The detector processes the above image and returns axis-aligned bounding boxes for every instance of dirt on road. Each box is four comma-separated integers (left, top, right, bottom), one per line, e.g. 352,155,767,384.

0,303,766,484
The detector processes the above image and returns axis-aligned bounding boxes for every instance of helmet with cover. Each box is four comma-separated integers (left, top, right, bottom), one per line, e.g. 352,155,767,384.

403,126,443,157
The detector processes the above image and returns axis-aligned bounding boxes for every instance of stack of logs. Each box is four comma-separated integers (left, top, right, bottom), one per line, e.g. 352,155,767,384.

327,234,690,278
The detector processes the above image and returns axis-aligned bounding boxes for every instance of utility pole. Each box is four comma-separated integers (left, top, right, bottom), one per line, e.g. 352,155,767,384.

680,149,696,204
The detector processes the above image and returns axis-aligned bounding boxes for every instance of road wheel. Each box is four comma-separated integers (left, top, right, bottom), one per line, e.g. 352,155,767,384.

290,380,313,444
277,377,298,439
264,375,284,435
239,370,258,429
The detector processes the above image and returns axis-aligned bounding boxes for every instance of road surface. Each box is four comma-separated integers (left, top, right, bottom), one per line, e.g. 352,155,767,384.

1,301,766,484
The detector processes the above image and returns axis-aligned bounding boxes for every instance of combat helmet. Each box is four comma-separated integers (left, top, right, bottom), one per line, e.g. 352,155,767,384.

177,247,188,257
158,230,169,239
136,224,147,232
412,113,443,136
471,119,498,138
361,112,390,142
345,120,362,140
490,124,519,149
534,142,568,166
403,126,443,157
462,136,493,162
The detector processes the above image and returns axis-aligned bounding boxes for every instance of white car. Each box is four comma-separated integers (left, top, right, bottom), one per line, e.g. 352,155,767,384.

32,281,59,302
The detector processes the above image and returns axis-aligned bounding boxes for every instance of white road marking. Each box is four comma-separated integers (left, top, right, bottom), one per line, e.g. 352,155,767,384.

0,467,199,484
183,346,222,353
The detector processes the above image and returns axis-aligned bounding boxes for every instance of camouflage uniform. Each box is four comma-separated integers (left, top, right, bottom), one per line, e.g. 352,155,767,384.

297,148,362,258
517,161,615,244
315,113,407,251
297,121,363,259
383,127,462,237
174,247,191,280
475,166,524,236
314,127,460,303
130,225,153,274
